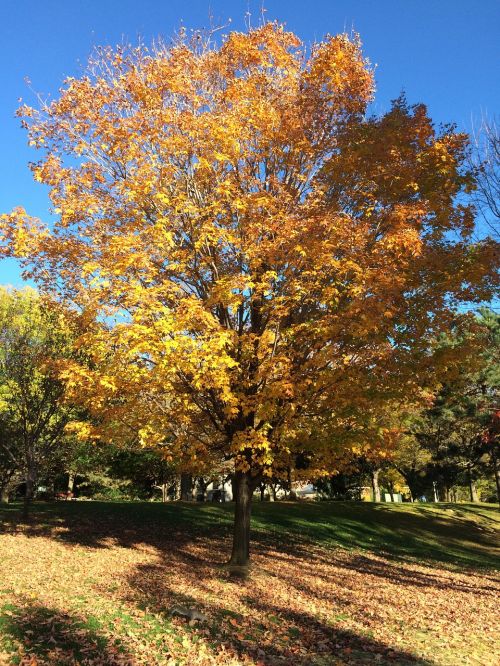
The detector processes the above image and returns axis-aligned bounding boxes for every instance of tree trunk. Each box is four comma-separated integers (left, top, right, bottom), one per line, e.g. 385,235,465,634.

0,487,9,503
23,467,36,518
469,476,479,503
493,450,500,507
67,472,75,493
402,471,422,503
196,478,208,502
229,471,253,567
371,468,381,502
259,484,265,502
180,473,193,501
286,467,293,500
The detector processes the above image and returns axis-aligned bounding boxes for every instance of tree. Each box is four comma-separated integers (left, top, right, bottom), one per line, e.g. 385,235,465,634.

390,432,432,501
484,410,500,504
0,288,78,512
409,309,499,502
60,438,177,501
1,24,498,564
469,116,500,236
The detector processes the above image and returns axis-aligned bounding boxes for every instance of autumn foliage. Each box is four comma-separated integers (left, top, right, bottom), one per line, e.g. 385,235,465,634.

1,23,498,564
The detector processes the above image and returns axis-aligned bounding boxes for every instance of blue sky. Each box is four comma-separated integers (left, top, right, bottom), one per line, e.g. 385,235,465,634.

1,0,499,286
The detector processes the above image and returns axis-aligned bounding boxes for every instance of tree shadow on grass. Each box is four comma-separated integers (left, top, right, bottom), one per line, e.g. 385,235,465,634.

2,500,498,572
249,501,500,571
122,550,434,666
0,501,232,551
1,501,498,601
264,546,500,597
0,599,134,665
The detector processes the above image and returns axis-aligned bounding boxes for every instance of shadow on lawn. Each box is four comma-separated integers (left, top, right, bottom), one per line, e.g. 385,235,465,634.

124,548,434,666
260,546,500,598
0,500,232,551
0,502,498,572
250,501,500,571
1,499,498,575
0,599,133,665
1,500,498,572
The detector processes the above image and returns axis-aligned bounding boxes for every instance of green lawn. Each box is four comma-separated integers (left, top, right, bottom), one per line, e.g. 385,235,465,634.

1,499,498,569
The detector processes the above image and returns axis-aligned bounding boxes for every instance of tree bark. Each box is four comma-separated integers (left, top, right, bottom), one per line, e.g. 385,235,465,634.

493,450,500,507
23,466,36,518
0,487,9,503
229,471,254,567
400,470,422,503
180,473,193,501
67,472,75,494
371,468,381,502
469,476,479,503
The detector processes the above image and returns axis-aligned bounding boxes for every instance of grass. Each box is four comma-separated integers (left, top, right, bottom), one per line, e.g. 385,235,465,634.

0,500,498,665
1,499,498,568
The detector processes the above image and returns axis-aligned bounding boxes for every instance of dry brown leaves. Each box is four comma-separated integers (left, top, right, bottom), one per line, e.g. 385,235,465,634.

0,522,498,665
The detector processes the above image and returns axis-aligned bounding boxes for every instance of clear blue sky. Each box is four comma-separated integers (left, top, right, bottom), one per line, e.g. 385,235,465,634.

1,0,499,286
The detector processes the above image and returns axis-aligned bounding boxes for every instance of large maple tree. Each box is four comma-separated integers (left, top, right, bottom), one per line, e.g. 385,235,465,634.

1,24,498,565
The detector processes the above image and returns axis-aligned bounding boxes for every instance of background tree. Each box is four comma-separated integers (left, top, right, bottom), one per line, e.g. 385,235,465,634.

386,309,499,502
484,410,500,504
469,116,500,236
0,288,79,512
1,24,498,565
53,438,174,501
390,432,432,501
